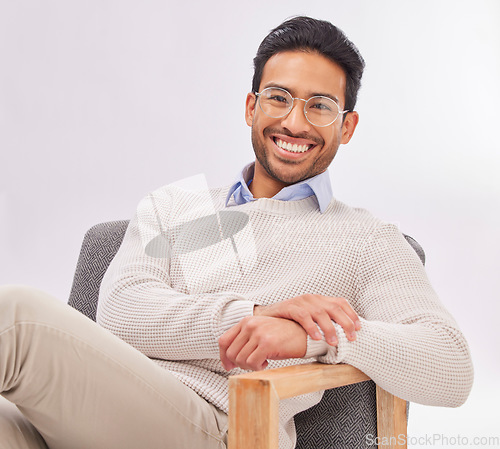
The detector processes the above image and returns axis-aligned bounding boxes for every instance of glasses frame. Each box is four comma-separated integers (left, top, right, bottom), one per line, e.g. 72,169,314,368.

255,87,349,127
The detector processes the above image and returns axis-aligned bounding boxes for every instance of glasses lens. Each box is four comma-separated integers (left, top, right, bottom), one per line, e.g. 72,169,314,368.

258,88,293,118
305,96,340,127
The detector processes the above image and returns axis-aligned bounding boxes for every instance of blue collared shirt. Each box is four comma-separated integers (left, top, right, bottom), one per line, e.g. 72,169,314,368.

225,162,333,213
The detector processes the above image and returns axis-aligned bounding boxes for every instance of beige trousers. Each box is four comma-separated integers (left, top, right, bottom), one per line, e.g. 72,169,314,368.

0,285,228,449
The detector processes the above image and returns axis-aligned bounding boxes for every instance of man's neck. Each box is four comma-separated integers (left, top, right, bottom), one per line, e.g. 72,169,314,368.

249,161,289,199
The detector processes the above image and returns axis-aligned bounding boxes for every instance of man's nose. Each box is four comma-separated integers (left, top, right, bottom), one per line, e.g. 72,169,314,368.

280,99,311,134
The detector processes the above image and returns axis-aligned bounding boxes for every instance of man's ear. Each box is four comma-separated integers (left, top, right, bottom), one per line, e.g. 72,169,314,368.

245,93,257,127
340,111,359,144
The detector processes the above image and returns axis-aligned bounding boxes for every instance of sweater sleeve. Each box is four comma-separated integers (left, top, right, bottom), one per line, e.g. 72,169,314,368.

313,224,473,407
96,188,255,361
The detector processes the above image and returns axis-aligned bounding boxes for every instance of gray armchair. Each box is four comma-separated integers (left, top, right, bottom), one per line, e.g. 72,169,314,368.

69,221,424,448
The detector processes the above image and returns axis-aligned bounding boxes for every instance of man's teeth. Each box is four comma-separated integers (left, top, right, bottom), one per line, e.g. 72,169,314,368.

275,138,311,153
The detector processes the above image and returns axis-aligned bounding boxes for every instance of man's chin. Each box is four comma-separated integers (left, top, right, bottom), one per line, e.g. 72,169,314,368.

265,166,311,186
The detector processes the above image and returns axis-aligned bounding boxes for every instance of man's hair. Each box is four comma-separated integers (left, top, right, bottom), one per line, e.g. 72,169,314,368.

252,16,365,112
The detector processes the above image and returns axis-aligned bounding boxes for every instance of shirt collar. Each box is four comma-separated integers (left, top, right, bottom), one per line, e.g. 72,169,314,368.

225,162,333,213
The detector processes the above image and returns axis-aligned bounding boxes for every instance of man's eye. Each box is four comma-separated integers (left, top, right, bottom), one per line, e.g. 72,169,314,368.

269,95,289,104
310,101,333,112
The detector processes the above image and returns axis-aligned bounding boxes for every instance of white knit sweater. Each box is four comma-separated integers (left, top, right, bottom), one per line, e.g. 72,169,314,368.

97,184,473,448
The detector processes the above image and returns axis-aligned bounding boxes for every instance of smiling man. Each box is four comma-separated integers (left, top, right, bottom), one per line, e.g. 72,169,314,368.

0,16,472,449
247,51,357,195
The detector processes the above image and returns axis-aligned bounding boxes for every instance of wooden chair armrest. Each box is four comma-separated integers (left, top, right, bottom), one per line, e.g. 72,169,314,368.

228,362,406,449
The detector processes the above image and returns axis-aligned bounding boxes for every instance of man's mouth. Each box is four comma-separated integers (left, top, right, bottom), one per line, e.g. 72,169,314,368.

273,137,314,154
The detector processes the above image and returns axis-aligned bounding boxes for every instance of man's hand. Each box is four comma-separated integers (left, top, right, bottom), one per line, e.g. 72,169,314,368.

218,316,307,371
254,294,361,346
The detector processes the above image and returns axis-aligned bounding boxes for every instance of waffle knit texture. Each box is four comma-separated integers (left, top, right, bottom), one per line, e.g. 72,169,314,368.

97,184,473,449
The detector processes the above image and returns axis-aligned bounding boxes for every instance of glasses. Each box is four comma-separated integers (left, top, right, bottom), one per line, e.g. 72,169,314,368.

255,87,348,127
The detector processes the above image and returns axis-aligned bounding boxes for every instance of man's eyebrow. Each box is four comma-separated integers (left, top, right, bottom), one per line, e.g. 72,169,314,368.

310,92,340,104
261,83,340,104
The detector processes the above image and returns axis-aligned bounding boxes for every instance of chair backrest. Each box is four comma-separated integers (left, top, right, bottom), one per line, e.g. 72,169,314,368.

68,221,424,449
68,220,129,320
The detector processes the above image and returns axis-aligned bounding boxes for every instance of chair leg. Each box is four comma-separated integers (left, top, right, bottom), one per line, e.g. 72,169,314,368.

376,385,407,448
228,378,279,449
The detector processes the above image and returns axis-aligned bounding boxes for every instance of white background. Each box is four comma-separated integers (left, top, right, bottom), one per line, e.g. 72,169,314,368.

1,0,499,446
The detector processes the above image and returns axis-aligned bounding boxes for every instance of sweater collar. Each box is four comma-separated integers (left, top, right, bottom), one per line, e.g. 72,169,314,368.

225,162,333,213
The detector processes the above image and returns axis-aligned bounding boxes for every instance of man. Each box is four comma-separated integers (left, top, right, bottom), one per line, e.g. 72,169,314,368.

0,16,473,449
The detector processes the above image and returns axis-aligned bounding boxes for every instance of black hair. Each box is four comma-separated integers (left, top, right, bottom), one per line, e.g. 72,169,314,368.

252,16,365,112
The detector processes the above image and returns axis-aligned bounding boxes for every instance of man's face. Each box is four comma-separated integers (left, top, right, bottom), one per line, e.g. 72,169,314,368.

245,50,358,195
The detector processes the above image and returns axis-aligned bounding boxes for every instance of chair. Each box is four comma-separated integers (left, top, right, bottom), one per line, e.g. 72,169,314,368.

69,221,424,449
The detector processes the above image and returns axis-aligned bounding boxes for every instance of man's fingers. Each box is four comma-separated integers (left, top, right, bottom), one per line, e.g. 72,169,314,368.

245,346,269,371
287,311,322,340
303,297,360,341
230,344,269,371
220,352,236,371
337,300,361,332
330,311,357,341
272,295,362,343
219,316,308,371
314,312,338,345
219,324,243,371
228,338,259,371
219,318,271,371
329,300,361,340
